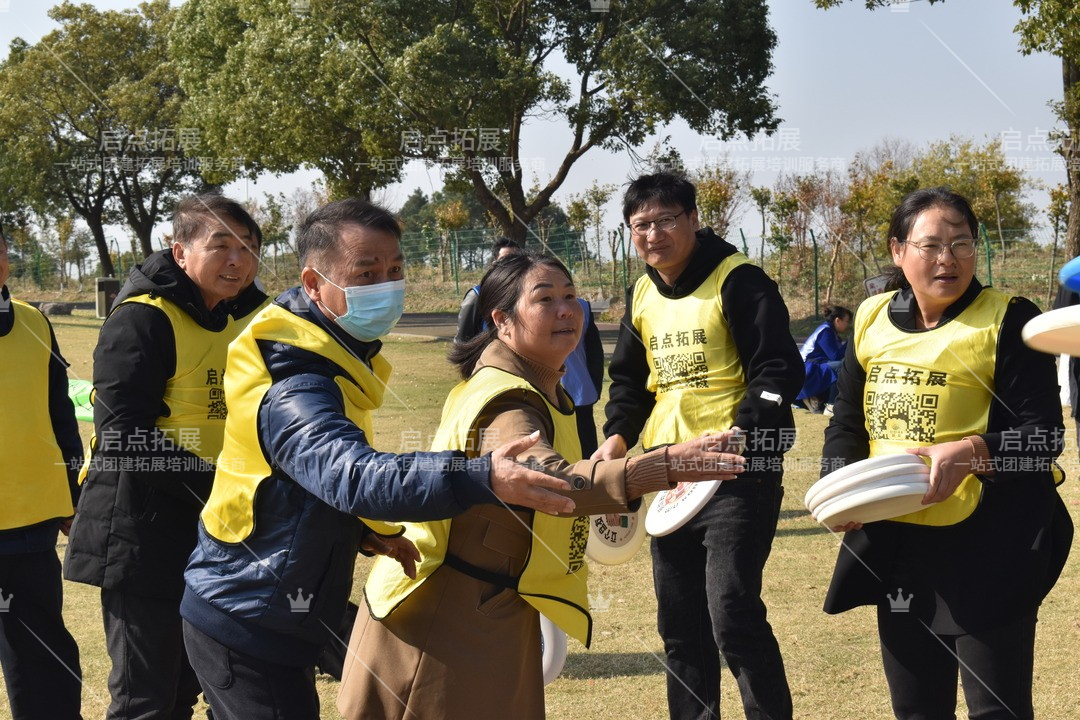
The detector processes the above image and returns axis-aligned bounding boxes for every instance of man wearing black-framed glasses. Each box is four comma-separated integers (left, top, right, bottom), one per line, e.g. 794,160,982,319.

596,173,801,719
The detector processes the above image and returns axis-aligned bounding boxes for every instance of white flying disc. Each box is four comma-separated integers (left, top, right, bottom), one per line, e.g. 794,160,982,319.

585,505,647,565
810,455,927,504
540,614,567,685
805,458,929,510
814,481,933,528
1059,255,1080,292
645,479,723,537
1022,306,1080,356
809,471,930,517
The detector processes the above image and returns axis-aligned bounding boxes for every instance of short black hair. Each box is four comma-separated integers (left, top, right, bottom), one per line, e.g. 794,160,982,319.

172,194,262,248
623,172,697,222
296,198,402,268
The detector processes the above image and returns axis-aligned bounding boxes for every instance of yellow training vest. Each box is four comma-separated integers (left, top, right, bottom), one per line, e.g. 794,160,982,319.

0,300,74,529
365,366,593,646
632,254,750,448
78,294,261,485
201,302,397,542
855,288,1011,526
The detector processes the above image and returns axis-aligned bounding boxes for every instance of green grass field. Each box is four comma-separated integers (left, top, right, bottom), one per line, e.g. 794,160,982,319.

5,311,1079,719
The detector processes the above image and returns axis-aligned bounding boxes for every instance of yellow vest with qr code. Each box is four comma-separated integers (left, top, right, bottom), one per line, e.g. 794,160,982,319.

364,366,593,646
0,300,75,529
631,253,751,449
200,302,401,542
855,288,1042,526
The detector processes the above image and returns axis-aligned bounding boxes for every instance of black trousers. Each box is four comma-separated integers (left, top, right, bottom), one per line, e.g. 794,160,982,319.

652,479,792,720
101,588,202,720
0,549,82,720
575,403,599,458
183,621,319,720
878,607,1037,720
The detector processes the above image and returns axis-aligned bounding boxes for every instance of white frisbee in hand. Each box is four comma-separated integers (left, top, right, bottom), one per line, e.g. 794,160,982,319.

645,480,723,537
585,505,647,565
1022,305,1080,356
540,614,567,685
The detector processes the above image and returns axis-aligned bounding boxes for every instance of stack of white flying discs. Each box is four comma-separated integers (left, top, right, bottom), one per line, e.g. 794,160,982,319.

805,454,931,527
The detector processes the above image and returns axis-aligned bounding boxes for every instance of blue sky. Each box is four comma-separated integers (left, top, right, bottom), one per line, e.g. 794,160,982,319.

0,0,1064,243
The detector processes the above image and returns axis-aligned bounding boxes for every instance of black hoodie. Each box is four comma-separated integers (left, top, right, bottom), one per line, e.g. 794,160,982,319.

64,249,236,597
603,228,803,481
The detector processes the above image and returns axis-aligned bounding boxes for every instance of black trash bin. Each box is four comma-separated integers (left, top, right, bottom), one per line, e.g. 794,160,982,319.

96,277,121,319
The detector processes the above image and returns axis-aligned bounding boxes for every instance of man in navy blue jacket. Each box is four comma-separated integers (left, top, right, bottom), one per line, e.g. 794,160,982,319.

181,199,576,719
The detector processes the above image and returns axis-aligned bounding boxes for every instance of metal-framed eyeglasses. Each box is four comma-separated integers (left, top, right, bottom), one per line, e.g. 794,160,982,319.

629,210,687,237
904,239,977,260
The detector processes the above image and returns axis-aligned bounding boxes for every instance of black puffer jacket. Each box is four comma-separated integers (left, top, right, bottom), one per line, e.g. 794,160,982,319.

64,250,231,599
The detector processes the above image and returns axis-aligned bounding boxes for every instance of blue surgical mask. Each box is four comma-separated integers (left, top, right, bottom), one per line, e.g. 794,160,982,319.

314,270,405,342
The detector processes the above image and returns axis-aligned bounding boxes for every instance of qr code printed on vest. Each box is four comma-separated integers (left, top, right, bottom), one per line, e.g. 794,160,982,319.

567,516,588,574
653,351,709,391
865,390,937,444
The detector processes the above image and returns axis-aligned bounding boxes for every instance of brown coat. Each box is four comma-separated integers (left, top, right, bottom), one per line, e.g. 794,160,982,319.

337,341,669,719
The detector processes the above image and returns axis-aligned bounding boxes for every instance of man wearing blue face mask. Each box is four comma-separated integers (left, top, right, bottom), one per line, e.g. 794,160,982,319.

180,198,577,719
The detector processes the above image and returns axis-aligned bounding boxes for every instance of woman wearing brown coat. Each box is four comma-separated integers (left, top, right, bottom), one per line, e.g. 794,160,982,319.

337,252,745,719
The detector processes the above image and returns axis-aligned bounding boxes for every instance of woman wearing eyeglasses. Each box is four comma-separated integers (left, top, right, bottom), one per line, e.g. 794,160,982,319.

820,187,1072,719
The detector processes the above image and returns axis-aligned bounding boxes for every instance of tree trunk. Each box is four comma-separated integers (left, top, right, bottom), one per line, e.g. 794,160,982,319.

824,239,842,306
993,192,1006,265
88,218,115,278
759,210,766,265
1048,227,1059,309
1064,57,1080,260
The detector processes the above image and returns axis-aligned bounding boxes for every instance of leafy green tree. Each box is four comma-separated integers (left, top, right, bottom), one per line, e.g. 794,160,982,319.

0,1,209,275
749,186,772,264
170,0,401,199
0,31,116,276
911,136,1036,261
694,160,748,239
171,0,781,243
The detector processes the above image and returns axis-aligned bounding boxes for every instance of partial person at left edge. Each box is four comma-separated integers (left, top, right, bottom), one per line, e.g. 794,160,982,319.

64,194,265,720
0,224,85,719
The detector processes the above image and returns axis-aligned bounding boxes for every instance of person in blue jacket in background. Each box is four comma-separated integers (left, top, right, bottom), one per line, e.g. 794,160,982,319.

794,305,852,414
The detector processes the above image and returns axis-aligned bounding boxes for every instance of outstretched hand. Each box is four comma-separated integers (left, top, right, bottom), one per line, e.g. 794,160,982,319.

664,429,747,484
490,431,576,515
